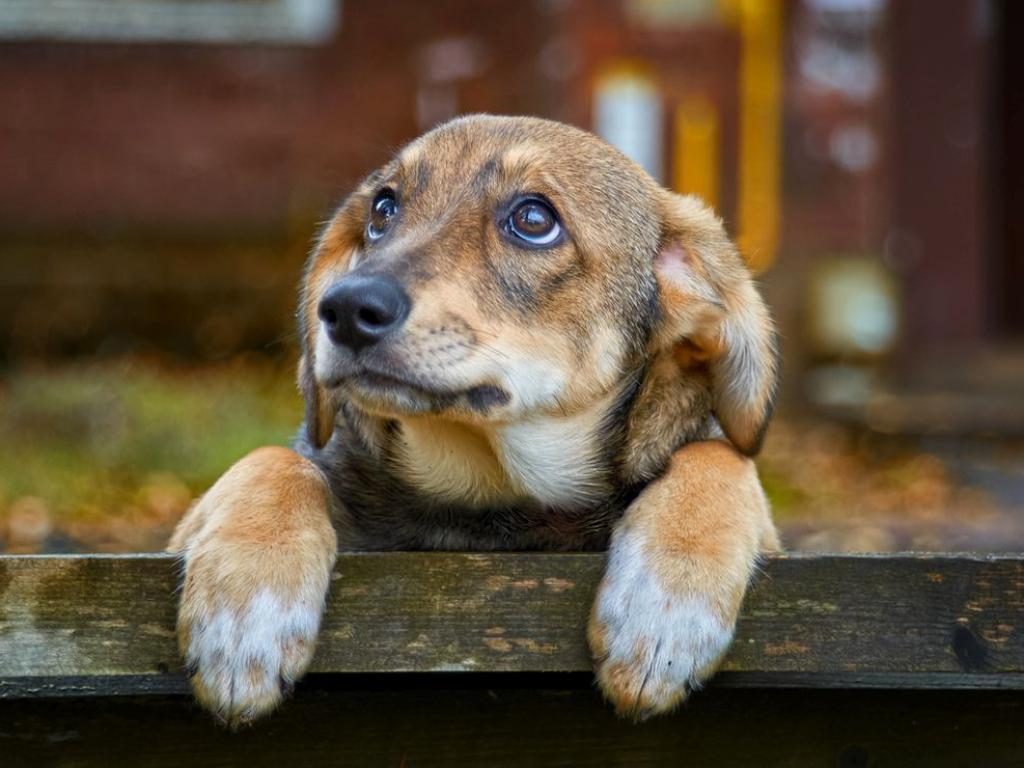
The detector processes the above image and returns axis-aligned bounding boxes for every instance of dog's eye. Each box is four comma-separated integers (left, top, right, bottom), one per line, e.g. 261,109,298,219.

367,190,399,241
507,198,561,247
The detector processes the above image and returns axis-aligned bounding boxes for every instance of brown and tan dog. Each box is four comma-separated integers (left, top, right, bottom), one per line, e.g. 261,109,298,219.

169,114,780,726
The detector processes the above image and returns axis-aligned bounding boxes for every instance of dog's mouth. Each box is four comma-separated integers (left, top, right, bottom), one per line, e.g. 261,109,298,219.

351,369,433,394
329,365,510,417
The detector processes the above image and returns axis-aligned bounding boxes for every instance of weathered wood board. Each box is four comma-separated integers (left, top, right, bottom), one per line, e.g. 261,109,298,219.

2,552,1022,696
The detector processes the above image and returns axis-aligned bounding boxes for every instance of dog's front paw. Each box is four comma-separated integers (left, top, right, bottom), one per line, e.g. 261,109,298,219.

168,447,337,726
177,540,331,727
178,543,331,727
588,531,736,720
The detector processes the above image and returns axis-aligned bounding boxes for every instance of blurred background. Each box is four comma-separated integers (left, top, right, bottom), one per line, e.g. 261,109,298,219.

1,0,1021,553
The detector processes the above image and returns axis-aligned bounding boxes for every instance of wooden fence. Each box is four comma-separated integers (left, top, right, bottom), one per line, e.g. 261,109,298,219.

1,552,1022,766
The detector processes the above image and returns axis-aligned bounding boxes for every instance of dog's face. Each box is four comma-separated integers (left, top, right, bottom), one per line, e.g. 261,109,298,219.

301,115,776,461
303,117,660,429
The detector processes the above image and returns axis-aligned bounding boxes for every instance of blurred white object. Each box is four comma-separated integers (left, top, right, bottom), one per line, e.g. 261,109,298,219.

593,64,664,183
809,256,900,357
624,0,719,27
829,123,879,173
0,0,340,45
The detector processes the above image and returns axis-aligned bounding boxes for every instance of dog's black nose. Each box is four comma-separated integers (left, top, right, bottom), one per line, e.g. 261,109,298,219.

318,275,411,352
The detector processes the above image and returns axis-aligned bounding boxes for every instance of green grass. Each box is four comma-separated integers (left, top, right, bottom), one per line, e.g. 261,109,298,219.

0,356,301,529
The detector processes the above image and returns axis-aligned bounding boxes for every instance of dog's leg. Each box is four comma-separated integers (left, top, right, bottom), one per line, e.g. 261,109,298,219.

168,446,337,727
588,440,779,720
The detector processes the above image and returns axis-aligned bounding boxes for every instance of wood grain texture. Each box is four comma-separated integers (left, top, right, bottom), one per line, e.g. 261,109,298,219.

1,552,1022,697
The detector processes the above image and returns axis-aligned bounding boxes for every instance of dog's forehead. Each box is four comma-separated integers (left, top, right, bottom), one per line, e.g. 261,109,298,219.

395,138,546,196
385,116,647,202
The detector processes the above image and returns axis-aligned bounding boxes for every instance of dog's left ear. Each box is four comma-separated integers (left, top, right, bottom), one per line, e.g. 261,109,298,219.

653,193,779,456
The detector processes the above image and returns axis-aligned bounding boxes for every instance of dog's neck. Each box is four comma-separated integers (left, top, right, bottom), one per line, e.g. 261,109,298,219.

391,387,624,510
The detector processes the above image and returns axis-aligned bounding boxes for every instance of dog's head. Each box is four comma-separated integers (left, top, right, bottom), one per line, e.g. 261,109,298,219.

300,115,776,458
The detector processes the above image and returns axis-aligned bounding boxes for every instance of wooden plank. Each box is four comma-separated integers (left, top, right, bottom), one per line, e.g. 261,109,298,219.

3,687,1024,767
1,553,1023,697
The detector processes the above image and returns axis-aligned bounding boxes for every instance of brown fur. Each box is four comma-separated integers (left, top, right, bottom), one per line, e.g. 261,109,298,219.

169,115,780,726
170,448,337,725
589,443,779,718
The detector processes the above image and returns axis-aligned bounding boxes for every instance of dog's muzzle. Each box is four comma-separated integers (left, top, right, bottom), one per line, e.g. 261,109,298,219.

318,274,411,353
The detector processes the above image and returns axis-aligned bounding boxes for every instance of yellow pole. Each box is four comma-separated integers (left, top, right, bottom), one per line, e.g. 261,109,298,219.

734,0,783,272
672,99,720,210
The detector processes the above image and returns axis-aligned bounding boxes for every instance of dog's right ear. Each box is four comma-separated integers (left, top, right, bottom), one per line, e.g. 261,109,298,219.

298,353,340,449
297,200,365,449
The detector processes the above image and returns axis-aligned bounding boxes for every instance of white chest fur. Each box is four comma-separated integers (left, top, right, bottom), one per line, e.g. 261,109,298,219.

394,398,615,509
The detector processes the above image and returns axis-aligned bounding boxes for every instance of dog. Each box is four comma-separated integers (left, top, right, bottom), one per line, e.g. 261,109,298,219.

168,114,780,727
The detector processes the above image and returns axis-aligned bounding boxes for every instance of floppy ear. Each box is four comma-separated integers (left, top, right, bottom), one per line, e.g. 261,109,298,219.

653,193,778,455
298,353,341,449
296,200,364,449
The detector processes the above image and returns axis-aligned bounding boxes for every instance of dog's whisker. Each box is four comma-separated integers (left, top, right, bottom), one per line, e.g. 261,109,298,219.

463,324,502,341
455,339,510,364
